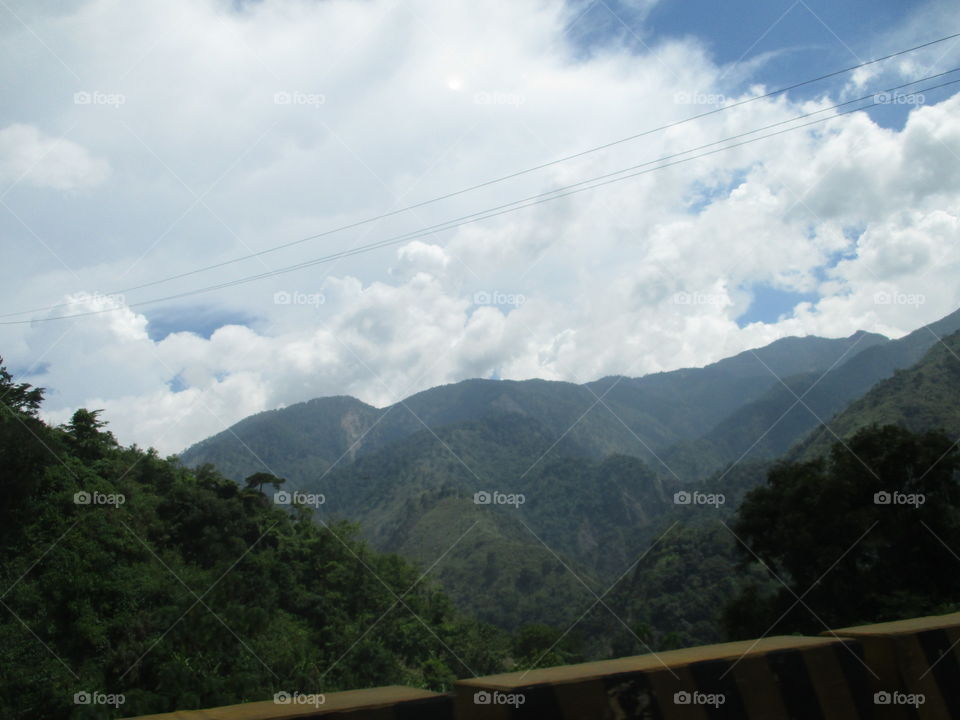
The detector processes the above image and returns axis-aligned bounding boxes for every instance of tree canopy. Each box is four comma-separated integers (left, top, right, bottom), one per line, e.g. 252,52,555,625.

723,424,960,638
0,365,510,718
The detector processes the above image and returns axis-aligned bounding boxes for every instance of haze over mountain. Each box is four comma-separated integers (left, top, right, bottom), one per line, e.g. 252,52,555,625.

181,306,960,488
790,326,960,462
661,306,960,475
177,306,960,643
179,326,896,485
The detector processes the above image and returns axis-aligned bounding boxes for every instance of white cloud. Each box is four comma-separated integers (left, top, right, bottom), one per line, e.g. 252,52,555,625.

1,0,958,454
0,123,110,190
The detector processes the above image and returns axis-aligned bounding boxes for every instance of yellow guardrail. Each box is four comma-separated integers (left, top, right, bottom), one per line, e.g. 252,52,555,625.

122,612,960,719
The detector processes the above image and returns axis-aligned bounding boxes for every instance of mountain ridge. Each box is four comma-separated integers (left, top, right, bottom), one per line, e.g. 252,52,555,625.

178,326,896,484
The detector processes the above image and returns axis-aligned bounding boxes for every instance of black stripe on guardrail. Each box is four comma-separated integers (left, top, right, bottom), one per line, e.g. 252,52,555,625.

687,659,748,719
394,694,455,720
511,683,564,718
767,648,825,720
917,628,960,717
604,670,661,719
832,639,872,719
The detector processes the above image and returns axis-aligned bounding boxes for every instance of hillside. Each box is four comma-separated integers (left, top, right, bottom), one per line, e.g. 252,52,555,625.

179,329,890,486
0,367,510,718
660,308,960,475
311,411,679,632
790,328,960,461
173,308,960,651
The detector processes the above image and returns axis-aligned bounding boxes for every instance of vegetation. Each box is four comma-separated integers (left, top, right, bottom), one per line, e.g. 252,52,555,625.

724,424,960,638
3,317,960,717
179,327,907,490
0,363,509,718
793,329,960,461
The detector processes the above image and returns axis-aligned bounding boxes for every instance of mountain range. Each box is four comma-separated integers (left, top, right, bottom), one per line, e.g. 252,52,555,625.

179,306,960,647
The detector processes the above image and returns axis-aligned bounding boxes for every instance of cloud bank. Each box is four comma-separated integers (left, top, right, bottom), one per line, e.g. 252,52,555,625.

2,0,958,454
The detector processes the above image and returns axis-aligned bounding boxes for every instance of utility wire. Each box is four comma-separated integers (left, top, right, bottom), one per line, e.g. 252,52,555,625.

8,73,958,326
6,29,958,321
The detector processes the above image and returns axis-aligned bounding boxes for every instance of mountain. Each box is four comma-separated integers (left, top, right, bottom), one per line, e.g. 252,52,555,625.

179,328,890,487
659,308,960,475
175,307,960,645
789,328,960,461
0,367,512,718
310,409,679,631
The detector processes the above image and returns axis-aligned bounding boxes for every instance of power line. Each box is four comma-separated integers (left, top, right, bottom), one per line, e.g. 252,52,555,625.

6,29,958,322
8,73,959,326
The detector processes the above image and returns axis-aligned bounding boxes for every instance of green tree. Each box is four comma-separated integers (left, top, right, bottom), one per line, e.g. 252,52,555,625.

62,408,117,462
0,359,509,718
723,424,960,638
244,471,286,494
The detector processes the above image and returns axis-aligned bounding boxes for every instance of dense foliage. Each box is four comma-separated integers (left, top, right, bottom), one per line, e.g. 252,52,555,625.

0,363,509,718
724,424,960,638
794,329,960,461
4,315,960,717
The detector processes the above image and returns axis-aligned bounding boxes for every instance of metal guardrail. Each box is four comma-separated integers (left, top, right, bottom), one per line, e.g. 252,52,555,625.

122,612,960,719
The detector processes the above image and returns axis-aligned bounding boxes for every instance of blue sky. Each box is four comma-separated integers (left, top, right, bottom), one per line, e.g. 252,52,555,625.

576,0,912,73
573,0,939,128
570,0,954,327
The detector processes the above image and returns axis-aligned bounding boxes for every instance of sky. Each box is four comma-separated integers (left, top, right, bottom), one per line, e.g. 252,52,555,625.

2,0,959,455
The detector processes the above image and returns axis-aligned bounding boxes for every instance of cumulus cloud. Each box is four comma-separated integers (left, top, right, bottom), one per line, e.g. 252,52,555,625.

1,0,958,454
0,123,110,190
